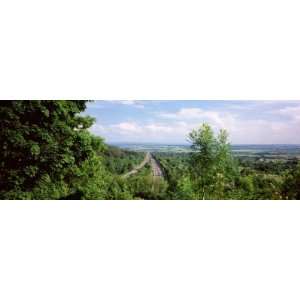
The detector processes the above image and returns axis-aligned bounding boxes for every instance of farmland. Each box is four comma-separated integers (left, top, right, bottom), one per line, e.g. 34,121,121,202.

114,143,300,160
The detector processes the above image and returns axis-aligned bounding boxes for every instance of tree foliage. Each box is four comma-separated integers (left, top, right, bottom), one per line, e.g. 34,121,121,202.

187,123,237,199
0,100,115,199
282,162,300,200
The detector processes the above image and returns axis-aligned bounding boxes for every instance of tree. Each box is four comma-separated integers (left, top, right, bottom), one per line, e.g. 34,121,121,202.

282,162,300,199
187,123,237,199
0,100,111,199
176,175,196,199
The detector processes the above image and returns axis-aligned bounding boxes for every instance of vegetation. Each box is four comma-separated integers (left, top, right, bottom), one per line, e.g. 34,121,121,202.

103,145,144,175
1,100,299,200
0,100,132,199
153,124,300,200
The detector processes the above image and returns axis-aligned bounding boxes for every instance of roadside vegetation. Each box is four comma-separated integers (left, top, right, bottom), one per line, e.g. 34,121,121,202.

1,100,299,200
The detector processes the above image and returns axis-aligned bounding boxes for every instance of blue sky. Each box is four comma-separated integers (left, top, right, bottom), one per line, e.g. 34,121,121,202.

85,100,300,144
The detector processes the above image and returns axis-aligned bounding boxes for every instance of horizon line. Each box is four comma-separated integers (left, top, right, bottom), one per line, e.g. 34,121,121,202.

108,142,300,146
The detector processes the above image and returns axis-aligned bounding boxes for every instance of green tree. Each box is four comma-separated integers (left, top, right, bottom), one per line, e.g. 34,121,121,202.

282,162,300,199
187,123,237,199
0,100,112,199
176,175,196,199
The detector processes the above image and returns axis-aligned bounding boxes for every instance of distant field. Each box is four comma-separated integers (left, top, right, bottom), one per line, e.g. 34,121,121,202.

112,143,300,160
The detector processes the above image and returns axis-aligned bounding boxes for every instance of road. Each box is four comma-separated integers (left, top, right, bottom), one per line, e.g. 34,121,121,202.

122,152,151,178
149,154,164,178
122,152,164,179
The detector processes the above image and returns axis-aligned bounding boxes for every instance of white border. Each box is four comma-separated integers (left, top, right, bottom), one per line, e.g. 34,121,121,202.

1,200,300,300
0,0,300,100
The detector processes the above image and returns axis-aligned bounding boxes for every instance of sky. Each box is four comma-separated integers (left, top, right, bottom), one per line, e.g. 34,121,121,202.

85,100,300,144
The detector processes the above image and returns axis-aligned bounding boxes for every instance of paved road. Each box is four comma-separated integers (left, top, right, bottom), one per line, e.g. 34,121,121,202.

122,152,164,179
122,152,151,178
149,154,164,178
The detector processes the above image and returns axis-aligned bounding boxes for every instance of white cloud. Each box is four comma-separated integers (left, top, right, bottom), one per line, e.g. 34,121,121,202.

277,105,300,122
111,122,143,133
90,123,105,133
90,104,300,144
118,100,136,105
159,108,236,132
157,106,300,144
159,108,205,119
90,120,191,143
145,124,173,134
